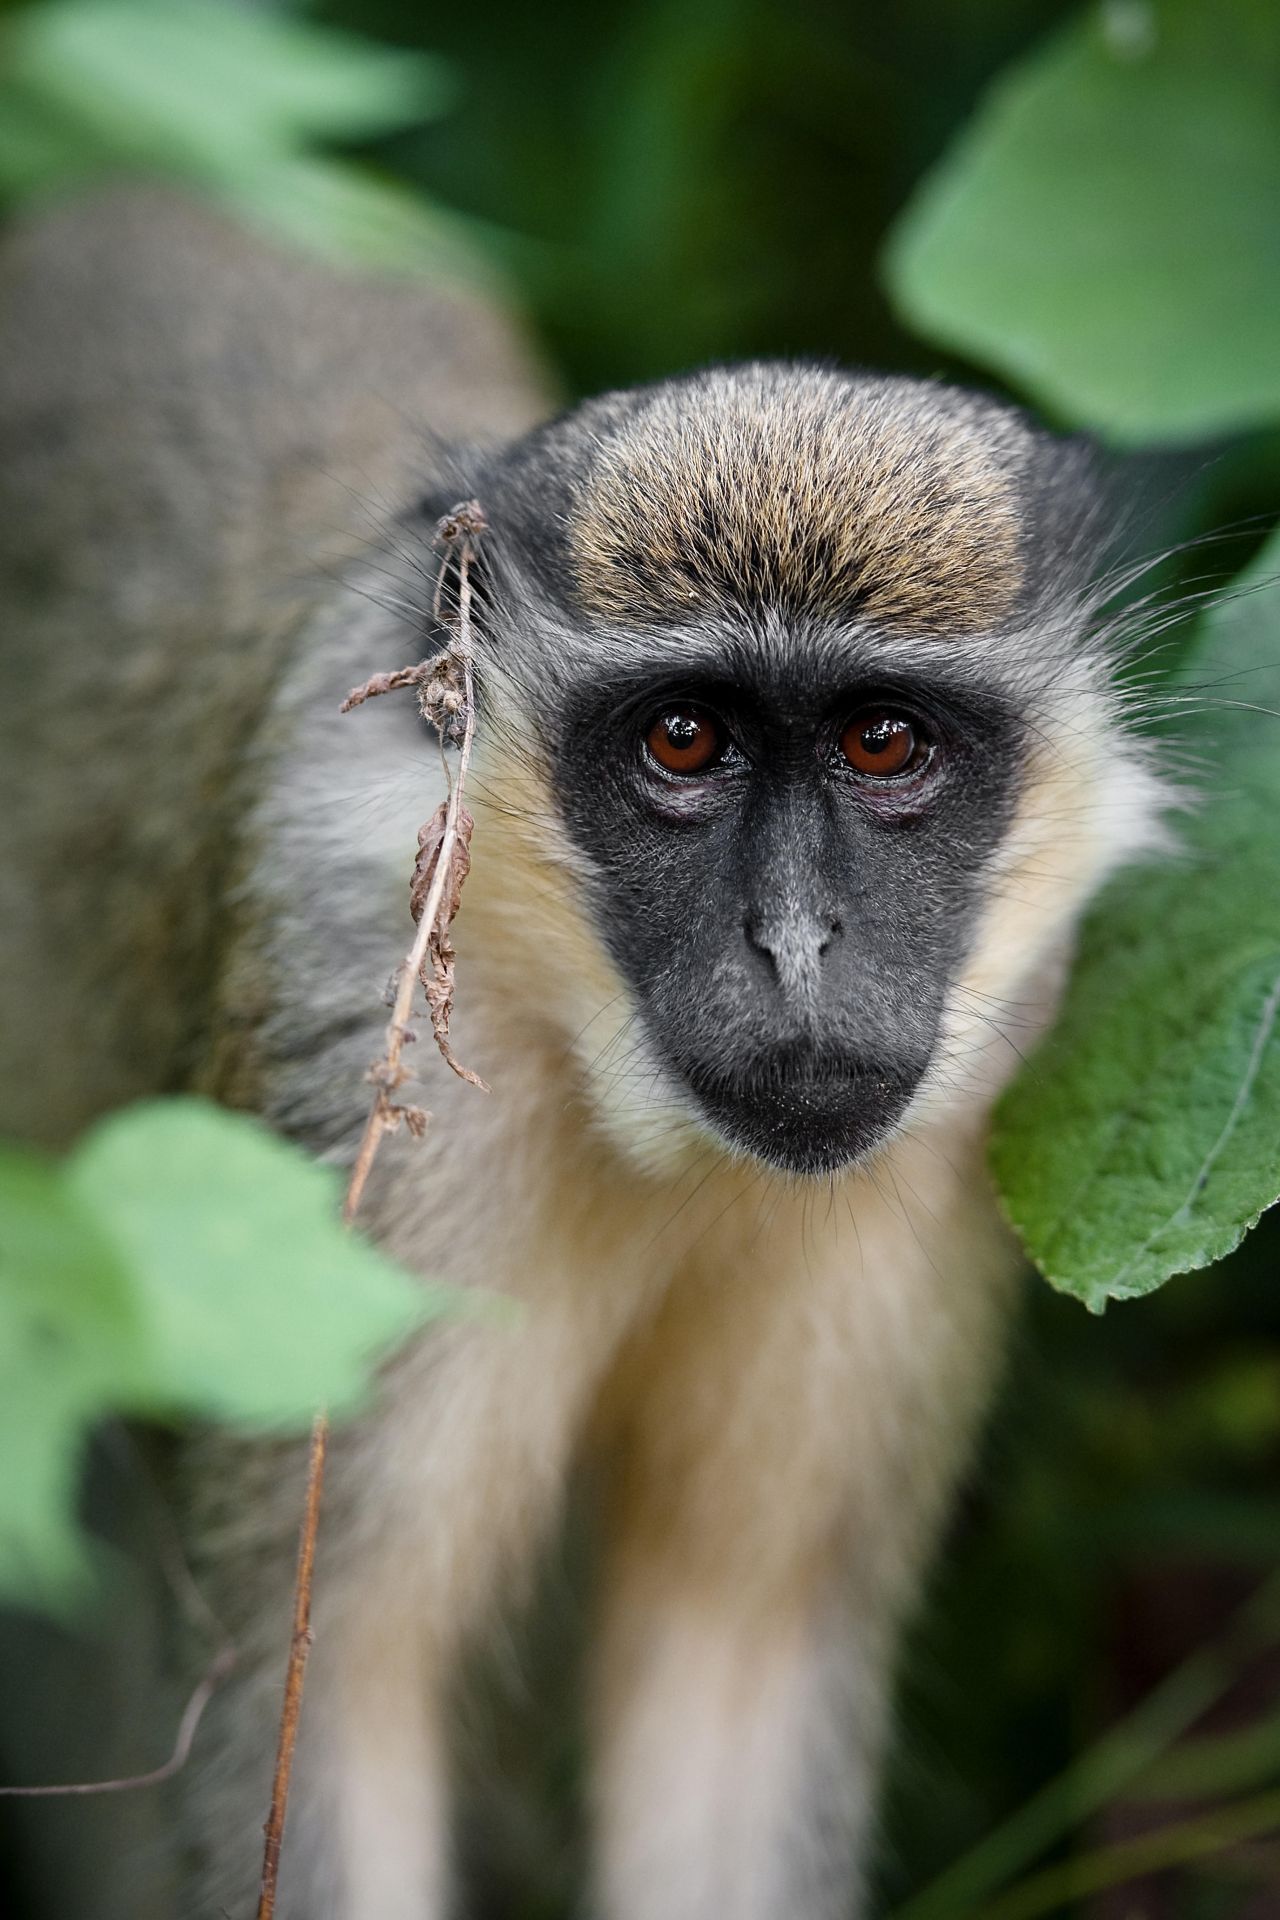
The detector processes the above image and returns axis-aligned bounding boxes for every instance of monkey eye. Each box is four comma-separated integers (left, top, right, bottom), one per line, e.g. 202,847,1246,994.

839,708,928,779
645,707,725,776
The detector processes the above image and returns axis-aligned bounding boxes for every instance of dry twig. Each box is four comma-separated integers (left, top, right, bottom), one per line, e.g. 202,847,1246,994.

255,1411,326,1920
0,1643,236,1798
255,501,488,1920
0,1434,237,1802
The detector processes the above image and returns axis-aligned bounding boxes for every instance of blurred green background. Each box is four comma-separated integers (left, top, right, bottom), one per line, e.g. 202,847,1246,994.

1,1,1278,1915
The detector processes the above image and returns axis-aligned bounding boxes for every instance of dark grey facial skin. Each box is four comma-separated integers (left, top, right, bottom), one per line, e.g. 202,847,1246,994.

549,633,1025,1173
417,364,1105,1175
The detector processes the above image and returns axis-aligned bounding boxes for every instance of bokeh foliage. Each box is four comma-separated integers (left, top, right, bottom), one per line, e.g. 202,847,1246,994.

0,1102,441,1605
992,533,1280,1312
1,2,1278,1916
886,0,1280,444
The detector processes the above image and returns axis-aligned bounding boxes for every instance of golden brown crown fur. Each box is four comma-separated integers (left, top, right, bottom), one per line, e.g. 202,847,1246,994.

568,365,1025,633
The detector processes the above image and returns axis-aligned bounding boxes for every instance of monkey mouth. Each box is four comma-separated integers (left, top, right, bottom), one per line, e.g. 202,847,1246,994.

682,1045,923,1176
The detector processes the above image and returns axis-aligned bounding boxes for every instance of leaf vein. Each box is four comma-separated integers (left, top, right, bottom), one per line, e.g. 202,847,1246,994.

1104,965,1280,1294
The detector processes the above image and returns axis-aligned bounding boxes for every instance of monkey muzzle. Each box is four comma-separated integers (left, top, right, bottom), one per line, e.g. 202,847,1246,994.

681,1040,927,1175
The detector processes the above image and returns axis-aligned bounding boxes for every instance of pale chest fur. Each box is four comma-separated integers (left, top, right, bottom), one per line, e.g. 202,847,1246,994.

226,575,1032,1643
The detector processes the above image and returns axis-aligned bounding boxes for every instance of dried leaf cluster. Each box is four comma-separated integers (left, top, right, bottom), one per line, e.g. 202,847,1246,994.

338,499,489,1222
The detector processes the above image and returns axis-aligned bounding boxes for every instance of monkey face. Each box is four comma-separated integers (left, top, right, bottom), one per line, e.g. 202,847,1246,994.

547,632,1025,1174
459,363,1168,1177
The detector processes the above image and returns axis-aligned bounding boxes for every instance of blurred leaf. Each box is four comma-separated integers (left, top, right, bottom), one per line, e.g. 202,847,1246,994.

894,1571,1280,1920
0,73,99,192
1093,1491,1280,1561
0,1149,146,1601
991,530,1280,1306
1183,1354,1280,1457
5,0,451,163
67,1099,441,1426
0,1098,444,1605
227,152,497,278
1135,1709,1280,1800
0,0,476,273
884,0,1280,442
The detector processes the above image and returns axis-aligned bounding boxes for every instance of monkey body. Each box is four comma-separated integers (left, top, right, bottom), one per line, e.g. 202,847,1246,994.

182,589,1026,1920
0,195,1170,1918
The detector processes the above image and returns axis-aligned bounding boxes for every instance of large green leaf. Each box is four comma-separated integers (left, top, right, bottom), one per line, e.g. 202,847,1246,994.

4,0,452,168
884,0,1280,443
0,0,471,272
0,1099,444,1603
991,531,1280,1307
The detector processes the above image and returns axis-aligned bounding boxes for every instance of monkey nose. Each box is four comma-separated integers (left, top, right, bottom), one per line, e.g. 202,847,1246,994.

743,910,842,1001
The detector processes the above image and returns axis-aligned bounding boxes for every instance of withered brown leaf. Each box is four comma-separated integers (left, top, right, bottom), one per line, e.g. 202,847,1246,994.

339,664,428,714
409,803,486,1089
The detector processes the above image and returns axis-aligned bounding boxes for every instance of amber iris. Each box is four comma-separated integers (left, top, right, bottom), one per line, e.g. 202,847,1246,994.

840,710,920,777
646,709,722,774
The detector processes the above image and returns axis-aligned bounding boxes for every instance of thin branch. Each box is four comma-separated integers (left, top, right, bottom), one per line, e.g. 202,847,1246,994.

0,1643,236,1798
254,1410,327,1920
0,1430,236,1802
254,502,488,1920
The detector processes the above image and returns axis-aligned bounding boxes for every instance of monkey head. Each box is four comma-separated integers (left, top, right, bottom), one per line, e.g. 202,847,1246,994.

442,364,1170,1178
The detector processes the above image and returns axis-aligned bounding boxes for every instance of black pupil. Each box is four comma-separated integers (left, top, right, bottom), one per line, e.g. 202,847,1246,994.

863,717,907,756
666,714,704,751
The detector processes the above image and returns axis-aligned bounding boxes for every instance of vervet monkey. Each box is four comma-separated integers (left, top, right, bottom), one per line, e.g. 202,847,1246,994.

0,191,1172,1920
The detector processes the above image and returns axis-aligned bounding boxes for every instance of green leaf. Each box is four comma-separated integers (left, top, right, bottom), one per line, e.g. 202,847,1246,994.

990,530,1280,1306
0,1149,146,1600
0,1098,447,1604
884,0,1280,442
0,0,475,276
66,1099,440,1426
6,0,452,171
226,154,494,280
